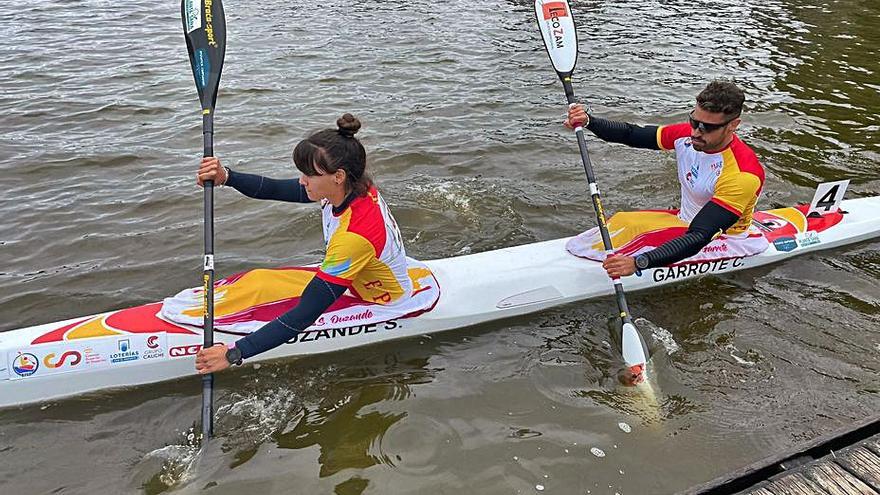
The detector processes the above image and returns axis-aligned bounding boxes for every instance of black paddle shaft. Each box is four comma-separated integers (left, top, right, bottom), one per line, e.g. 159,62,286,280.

560,77,635,327
182,0,227,440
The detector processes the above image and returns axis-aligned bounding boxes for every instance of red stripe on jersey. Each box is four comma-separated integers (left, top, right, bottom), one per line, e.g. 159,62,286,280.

341,186,387,257
711,197,743,217
658,122,691,150
316,271,354,287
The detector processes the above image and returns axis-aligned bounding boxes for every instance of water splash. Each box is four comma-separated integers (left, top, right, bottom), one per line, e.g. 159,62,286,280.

140,425,201,492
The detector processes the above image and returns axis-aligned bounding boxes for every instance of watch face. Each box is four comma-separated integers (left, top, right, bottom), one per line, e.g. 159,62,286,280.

635,255,649,269
226,347,242,365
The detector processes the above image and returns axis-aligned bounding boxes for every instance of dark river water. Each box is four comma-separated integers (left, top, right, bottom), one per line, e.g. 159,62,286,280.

1,0,879,493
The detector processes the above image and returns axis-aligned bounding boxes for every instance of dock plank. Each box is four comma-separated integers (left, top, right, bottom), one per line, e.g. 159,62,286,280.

683,421,880,495
836,447,880,491
759,472,831,494
805,461,878,495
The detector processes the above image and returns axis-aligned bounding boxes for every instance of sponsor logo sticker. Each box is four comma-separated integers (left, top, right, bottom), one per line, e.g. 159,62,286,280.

12,353,39,378
797,231,821,248
170,344,201,357
773,236,798,252
183,0,202,34
43,350,83,369
142,334,167,360
110,338,140,364
193,48,210,89
542,1,568,20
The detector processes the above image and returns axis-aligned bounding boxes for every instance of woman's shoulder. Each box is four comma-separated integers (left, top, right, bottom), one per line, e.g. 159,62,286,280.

351,185,382,209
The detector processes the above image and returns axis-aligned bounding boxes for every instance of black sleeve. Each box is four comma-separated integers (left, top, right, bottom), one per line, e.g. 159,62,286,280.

586,116,660,150
234,276,347,360
640,201,740,268
225,168,314,203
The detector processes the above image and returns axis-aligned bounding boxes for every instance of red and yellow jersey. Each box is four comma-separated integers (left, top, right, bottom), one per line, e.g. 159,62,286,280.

657,123,765,234
317,186,411,304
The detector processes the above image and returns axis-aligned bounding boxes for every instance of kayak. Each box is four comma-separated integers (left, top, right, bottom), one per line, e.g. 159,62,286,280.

2,194,879,408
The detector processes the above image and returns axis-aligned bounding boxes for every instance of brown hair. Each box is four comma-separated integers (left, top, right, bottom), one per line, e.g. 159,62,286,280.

696,80,745,118
292,113,372,197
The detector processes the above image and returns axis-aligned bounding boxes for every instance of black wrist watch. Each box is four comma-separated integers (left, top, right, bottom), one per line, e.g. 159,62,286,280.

634,254,650,270
225,345,243,366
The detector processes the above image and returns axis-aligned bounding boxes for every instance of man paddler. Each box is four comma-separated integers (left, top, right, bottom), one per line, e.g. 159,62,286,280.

564,80,768,276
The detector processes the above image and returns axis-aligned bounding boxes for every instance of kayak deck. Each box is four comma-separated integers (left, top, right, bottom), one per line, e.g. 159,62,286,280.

2,196,879,408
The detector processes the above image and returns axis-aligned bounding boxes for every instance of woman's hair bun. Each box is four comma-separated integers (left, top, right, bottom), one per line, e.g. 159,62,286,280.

337,113,361,137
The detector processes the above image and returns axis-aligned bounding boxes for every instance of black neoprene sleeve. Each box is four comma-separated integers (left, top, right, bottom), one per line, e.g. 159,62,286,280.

225,168,313,203
586,116,661,150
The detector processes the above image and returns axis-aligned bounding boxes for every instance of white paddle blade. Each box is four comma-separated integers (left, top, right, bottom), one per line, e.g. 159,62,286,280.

534,0,578,75
621,322,648,369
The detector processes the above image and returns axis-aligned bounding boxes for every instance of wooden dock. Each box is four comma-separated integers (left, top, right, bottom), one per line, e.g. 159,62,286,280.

682,416,880,495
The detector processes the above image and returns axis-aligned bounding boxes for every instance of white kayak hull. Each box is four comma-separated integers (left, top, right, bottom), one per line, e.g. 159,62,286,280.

2,196,879,408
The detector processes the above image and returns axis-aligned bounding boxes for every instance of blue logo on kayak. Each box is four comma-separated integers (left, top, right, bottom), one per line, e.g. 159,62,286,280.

773,236,798,252
110,339,139,364
12,352,39,377
193,48,210,89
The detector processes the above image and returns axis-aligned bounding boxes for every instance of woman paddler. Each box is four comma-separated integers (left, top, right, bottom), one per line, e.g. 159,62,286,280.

193,114,412,373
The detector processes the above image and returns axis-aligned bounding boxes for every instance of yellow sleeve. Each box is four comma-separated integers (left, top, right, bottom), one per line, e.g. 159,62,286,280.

711,171,762,216
316,231,375,286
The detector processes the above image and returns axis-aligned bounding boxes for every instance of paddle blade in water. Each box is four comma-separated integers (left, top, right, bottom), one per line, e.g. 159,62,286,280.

534,0,578,76
181,0,227,111
621,322,648,384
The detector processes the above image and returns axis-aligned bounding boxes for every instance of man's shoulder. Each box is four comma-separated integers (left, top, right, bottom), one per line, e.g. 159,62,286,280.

727,135,764,179
659,122,692,150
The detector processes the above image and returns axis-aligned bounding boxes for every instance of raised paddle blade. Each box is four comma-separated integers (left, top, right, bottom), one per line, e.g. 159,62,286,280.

182,0,226,112
534,0,578,77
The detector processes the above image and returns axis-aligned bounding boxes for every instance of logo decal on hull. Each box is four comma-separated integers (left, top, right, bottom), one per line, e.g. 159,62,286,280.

773,236,798,252
43,351,83,369
12,353,39,377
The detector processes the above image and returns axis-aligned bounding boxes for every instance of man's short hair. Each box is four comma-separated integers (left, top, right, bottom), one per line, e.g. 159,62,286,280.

696,80,745,117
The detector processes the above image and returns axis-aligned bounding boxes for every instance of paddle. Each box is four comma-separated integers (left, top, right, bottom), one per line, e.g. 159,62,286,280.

181,0,227,439
533,0,649,384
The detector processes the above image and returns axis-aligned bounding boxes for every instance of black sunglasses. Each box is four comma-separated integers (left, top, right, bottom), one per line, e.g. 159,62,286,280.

688,111,739,133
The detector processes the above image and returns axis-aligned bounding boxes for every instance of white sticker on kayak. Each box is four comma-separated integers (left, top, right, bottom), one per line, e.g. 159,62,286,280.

183,0,202,34
796,230,821,248
807,179,849,216
7,333,168,380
